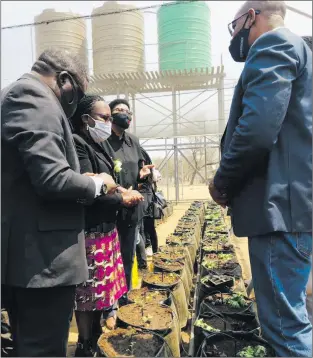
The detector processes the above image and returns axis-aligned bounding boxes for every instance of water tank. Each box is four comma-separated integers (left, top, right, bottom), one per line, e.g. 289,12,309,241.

157,1,211,71
34,9,88,66
92,1,145,75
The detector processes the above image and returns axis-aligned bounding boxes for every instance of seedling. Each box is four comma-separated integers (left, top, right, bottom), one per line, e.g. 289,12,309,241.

194,318,220,332
225,293,248,309
237,345,267,357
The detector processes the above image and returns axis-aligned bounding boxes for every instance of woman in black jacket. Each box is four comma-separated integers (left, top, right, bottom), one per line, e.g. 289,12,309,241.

70,95,143,356
103,99,154,296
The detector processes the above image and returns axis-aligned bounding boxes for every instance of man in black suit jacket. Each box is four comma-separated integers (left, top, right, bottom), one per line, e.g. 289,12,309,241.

1,49,116,357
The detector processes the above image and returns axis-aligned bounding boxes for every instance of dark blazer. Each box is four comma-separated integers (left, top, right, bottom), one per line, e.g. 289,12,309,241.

73,132,123,232
1,73,96,288
215,28,312,237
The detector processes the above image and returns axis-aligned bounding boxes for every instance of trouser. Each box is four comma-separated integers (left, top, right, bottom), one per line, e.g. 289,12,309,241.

136,219,148,269
307,270,312,324
144,217,158,253
248,232,312,357
3,285,75,357
116,219,137,291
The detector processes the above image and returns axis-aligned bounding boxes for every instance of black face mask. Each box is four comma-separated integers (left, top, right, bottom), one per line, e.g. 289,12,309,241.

112,113,131,129
229,26,252,62
57,72,83,119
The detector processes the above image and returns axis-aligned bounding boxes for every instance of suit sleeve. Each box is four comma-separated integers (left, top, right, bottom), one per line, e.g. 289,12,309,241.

214,31,299,196
74,136,123,207
1,82,96,201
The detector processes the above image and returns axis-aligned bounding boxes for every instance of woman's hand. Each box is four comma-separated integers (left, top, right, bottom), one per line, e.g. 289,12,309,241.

140,164,154,179
121,190,144,207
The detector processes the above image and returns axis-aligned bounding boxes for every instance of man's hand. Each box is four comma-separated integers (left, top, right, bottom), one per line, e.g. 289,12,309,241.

96,173,118,194
140,164,154,179
209,181,228,208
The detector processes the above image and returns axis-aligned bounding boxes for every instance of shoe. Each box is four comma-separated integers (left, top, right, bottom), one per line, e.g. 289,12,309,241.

146,246,153,257
74,338,94,357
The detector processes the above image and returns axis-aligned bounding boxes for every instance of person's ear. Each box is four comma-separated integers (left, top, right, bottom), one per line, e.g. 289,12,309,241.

248,8,256,25
81,114,89,125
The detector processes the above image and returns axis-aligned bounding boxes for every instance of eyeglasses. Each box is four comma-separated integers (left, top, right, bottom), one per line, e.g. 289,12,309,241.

228,10,261,36
94,113,113,122
113,108,133,116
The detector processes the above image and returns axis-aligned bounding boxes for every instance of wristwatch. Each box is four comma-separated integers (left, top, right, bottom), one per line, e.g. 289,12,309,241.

100,183,108,196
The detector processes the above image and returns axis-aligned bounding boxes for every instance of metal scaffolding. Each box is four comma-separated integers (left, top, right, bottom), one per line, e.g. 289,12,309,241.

87,66,226,202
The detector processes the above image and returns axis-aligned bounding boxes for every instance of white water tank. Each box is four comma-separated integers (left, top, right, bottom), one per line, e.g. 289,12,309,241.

92,1,145,75
34,9,88,66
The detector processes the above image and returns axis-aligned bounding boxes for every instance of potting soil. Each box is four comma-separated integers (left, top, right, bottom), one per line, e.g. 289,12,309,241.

142,272,180,287
128,287,168,305
201,336,271,357
117,303,173,331
98,328,164,357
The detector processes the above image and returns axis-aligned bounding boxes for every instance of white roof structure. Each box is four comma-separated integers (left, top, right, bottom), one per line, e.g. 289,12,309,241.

87,66,226,96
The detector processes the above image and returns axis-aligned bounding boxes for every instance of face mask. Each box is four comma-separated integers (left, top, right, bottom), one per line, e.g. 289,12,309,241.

57,72,82,119
229,27,252,62
112,113,131,129
87,116,112,143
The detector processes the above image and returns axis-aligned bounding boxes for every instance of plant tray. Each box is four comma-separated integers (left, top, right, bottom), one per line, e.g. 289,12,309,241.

206,275,234,289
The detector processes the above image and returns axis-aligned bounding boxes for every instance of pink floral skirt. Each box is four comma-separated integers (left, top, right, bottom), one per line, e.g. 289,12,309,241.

75,228,127,311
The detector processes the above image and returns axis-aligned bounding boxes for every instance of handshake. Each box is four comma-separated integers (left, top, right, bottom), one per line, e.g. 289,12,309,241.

84,172,144,208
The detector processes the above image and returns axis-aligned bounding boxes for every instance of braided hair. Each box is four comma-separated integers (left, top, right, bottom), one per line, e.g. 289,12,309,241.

71,94,105,133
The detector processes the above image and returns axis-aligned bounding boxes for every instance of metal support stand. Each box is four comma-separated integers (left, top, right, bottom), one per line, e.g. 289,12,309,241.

172,88,179,203
131,94,136,135
218,76,225,136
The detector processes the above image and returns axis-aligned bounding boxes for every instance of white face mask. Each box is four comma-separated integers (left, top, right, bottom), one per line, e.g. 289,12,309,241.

87,115,112,143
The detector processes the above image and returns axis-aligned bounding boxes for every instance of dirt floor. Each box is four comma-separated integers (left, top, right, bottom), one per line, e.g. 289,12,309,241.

67,200,252,355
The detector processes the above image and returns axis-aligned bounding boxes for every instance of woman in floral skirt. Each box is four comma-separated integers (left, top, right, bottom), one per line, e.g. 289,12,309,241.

71,95,143,356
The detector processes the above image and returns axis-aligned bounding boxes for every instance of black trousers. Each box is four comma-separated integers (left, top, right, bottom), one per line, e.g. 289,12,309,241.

144,217,158,253
135,219,148,269
2,284,75,357
116,218,137,291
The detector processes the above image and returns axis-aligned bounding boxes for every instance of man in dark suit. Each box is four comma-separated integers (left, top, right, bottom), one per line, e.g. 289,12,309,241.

1,49,117,357
209,1,312,357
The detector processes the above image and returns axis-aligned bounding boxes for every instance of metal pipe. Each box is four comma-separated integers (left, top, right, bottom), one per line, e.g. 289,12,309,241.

172,88,179,203
165,138,169,200
286,5,312,19
131,94,136,135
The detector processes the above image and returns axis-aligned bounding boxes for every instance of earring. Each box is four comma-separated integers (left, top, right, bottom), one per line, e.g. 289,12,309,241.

86,124,89,131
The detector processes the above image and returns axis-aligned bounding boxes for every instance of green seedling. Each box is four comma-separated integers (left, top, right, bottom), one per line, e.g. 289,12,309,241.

237,345,267,357
194,318,220,332
225,293,248,309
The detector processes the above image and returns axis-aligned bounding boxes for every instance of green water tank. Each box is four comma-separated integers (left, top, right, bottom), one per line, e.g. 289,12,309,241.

157,1,211,72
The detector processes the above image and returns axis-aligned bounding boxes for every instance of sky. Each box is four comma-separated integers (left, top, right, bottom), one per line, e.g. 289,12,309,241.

1,1,312,142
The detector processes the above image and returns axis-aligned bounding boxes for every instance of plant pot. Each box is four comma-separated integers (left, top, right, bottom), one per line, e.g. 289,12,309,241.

198,276,234,307
199,332,275,357
200,292,255,317
128,287,171,306
153,261,192,302
117,304,180,358
202,242,234,254
166,237,197,263
97,327,172,357
197,313,258,335
141,272,189,329
158,246,193,274
202,233,229,244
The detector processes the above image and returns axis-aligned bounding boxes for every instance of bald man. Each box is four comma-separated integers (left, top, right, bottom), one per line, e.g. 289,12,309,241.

210,1,312,357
